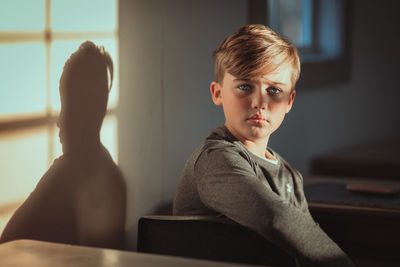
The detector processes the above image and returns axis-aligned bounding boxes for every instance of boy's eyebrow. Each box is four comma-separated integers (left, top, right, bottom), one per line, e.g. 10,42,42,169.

233,78,259,84
233,78,289,88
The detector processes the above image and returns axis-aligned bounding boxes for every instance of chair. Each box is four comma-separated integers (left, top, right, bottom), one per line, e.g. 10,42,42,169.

137,215,296,267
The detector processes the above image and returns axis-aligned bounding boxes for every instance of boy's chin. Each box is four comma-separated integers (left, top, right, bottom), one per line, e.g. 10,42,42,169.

226,123,271,142
242,127,271,142
249,124,271,134
248,132,270,141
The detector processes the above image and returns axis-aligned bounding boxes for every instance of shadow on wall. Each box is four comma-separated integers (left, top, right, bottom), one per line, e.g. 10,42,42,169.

0,41,127,250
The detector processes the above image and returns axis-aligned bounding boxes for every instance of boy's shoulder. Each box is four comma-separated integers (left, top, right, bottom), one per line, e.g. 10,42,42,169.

201,125,247,154
187,126,247,166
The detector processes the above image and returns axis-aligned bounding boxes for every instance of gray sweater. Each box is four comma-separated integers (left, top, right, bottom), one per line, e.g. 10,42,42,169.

173,126,355,267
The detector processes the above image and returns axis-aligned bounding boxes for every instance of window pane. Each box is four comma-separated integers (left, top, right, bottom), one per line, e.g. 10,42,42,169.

0,43,47,120
268,0,312,48
51,0,116,31
0,126,49,205
52,115,118,163
0,0,44,31
50,39,118,113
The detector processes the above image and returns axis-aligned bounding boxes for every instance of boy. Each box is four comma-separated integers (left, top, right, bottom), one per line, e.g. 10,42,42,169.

173,25,354,266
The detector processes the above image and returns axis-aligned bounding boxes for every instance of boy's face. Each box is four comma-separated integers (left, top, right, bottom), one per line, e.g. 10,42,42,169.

210,67,295,144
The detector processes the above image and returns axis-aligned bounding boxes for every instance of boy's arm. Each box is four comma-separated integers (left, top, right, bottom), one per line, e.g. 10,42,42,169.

195,147,355,267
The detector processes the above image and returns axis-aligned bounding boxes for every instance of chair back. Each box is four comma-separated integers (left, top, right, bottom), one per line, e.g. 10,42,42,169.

137,215,296,267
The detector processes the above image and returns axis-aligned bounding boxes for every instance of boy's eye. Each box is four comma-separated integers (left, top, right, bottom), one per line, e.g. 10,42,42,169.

238,84,251,91
267,87,281,95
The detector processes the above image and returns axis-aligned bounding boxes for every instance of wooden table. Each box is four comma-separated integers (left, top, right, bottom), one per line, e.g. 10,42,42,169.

0,239,264,267
304,175,400,267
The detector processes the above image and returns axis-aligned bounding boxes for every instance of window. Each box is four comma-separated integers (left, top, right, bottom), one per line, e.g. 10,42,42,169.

268,0,347,61
0,0,118,234
248,0,351,89
268,0,313,50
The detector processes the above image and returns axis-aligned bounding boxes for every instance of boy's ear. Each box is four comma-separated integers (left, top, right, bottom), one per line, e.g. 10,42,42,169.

210,81,223,106
285,90,296,113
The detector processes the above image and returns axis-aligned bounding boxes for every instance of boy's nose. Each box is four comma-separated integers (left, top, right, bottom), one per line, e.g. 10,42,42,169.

252,89,268,109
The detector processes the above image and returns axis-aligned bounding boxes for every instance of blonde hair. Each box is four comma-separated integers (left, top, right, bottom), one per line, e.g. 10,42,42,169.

213,24,300,89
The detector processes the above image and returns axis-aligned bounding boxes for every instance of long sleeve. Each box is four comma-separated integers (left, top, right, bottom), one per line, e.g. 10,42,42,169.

194,146,355,267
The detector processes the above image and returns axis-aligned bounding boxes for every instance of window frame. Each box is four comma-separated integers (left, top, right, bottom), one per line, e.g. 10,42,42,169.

248,0,353,90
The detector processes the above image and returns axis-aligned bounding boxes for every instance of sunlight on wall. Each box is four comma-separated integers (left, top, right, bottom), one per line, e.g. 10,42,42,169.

0,126,47,236
0,0,44,31
52,0,116,31
0,127,48,204
0,0,118,236
0,43,47,120
101,116,118,162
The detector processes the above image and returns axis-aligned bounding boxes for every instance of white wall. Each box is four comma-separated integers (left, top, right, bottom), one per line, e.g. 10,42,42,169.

118,0,400,249
118,0,247,249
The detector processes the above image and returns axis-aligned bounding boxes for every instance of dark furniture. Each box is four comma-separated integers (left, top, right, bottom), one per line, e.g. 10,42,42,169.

305,177,400,267
137,215,296,267
310,140,400,179
309,139,400,266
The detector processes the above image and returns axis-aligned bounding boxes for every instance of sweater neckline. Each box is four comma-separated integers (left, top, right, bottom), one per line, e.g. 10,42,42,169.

218,125,279,165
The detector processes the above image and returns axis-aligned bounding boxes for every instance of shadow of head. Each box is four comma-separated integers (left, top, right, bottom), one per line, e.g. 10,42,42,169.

57,41,113,150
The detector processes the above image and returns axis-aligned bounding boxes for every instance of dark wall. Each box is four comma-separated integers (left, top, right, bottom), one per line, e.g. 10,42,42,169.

271,0,400,174
118,0,400,249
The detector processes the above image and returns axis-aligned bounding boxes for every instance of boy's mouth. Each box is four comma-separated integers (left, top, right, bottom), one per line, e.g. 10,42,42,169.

248,114,268,124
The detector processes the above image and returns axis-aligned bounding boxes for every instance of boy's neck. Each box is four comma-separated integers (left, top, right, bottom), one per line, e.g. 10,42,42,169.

223,124,275,160
241,139,273,159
